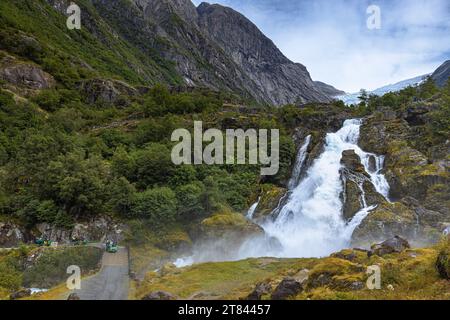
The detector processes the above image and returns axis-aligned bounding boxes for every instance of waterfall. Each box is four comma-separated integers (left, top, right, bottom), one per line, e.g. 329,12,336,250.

175,119,390,265
246,198,260,219
239,119,389,258
359,153,390,200
288,135,311,189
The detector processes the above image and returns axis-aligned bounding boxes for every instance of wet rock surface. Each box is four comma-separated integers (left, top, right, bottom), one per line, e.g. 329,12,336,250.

354,109,449,246
368,236,410,257
246,282,272,300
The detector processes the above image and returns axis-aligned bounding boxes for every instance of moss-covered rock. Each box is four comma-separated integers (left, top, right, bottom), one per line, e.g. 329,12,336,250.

339,149,385,221
351,202,418,247
330,249,369,263
359,117,411,155
307,258,365,290
341,179,363,221
385,140,448,201
252,185,287,221
198,209,264,242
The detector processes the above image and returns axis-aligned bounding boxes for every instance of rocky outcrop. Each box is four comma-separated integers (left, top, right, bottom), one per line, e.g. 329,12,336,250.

339,150,384,221
252,185,287,222
0,222,27,247
246,282,272,300
431,60,450,87
368,236,410,257
271,278,303,300
80,79,137,105
0,54,54,91
307,258,365,291
36,216,126,244
197,211,264,242
87,0,330,106
271,269,309,300
356,110,450,246
351,202,419,247
196,3,330,105
314,81,346,97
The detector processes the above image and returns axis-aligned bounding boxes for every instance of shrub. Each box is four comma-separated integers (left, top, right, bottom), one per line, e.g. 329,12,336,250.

175,182,205,217
22,247,103,289
131,187,178,224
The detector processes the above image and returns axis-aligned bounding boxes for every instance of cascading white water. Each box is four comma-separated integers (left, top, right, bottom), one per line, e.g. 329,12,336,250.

175,119,390,266
246,197,260,219
239,119,388,258
359,153,390,200
288,135,311,189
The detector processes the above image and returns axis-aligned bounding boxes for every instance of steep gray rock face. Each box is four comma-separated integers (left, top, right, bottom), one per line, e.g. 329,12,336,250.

0,222,27,247
431,60,450,87
80,78,137,104
134,0,199,25
0,55,55,90
197,3,330,105
92,0,329,105
314,81,346,97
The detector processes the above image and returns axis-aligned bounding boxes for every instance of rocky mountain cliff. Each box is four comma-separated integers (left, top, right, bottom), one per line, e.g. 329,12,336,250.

196,2,330,105
432,60,450,87
314,81,346,97
40,0,330,105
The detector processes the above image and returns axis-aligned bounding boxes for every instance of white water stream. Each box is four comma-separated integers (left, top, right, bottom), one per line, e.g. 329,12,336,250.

175,119,390,266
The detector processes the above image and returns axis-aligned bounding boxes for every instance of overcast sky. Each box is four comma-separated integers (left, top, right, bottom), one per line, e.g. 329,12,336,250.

192,0,450,92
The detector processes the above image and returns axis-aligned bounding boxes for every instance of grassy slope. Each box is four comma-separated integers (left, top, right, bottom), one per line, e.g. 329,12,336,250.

0,0,181,86
133,239,450,300
0,246,103,299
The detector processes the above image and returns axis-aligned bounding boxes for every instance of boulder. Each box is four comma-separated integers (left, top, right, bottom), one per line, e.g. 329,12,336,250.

271,269,309,300
246,282,272,300
340,150,365,173
368,236,410,257
271,278,303,300
10,289,31,300
67,293,80,300
141,291,177,300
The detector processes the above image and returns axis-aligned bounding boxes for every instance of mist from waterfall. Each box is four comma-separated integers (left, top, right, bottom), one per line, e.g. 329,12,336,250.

175,119,390,267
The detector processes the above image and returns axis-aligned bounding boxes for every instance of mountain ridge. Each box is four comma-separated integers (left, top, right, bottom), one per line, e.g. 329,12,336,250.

40,0,331,105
